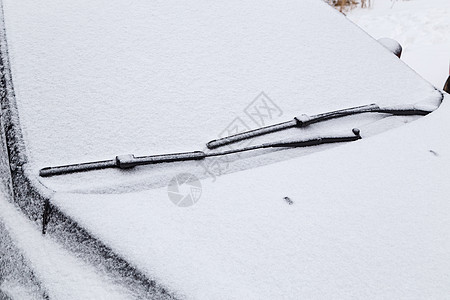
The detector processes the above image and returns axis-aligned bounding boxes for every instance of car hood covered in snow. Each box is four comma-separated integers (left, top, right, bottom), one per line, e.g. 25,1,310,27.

1,0,448,298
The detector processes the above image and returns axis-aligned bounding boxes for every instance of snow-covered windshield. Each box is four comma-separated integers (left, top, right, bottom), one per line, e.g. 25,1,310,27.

2,0,440,192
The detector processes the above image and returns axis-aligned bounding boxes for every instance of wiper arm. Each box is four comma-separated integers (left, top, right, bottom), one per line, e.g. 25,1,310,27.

39,128,361,177
206,103,433,149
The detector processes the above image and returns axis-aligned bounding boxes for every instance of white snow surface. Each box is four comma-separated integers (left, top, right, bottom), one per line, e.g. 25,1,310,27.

2,0,440,191
348,0,450,89
3,0,450,298
0,191,135,299
53,95,450,299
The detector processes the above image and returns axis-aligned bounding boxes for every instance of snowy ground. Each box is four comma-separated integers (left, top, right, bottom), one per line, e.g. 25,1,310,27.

347,0,450,89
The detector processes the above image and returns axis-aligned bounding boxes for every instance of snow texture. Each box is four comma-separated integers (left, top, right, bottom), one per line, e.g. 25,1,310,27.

0,191,136,299
0,218,46,300
2,0,441,192
53,94,450,299
1,0,449,299
348,0,450,89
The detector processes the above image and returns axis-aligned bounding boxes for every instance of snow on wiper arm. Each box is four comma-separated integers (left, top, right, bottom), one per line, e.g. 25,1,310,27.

39,128,361,177
207,128,361,157
206,103,433,149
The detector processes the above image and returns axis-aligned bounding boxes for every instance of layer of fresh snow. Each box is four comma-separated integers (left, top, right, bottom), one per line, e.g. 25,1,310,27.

53,94,450,299
0,220,44,299
2,0,440,192
348,0,450,89
3,0,449,298
0,191,135,299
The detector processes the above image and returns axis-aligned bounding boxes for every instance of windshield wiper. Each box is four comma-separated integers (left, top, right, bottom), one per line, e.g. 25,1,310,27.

39,128,361,177
206,103,433,149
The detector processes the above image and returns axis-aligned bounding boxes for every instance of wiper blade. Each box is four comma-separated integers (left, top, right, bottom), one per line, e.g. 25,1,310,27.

39,128,361,177
206,103,433,149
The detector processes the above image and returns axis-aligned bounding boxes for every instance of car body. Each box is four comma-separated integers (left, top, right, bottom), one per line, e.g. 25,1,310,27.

0,0,449,298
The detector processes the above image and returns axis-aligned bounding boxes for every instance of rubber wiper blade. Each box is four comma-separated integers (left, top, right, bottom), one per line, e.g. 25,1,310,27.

207,128,361,157
206,103,433,149
39,128,361,177
39,151,207,177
